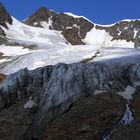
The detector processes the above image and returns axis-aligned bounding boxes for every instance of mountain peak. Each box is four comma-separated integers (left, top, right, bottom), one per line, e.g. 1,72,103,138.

35,6,52,15
23,6,55,26
0,2,12,27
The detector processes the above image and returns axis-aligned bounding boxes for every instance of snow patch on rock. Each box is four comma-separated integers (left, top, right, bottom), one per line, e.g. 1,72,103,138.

121,101,134,124
83,27,134,47
117,86,135,99
24,97,38,109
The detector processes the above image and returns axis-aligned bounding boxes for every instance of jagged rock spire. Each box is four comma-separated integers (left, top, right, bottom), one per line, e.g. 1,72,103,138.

0,2,12,44
0,2,12,28
24,6,55,25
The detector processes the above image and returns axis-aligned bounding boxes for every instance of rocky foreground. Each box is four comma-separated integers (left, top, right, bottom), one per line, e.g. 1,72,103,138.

41,92,125,140
42,90,140,140
0,58,139,139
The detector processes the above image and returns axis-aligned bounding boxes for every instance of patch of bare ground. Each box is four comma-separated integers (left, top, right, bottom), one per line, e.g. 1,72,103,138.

5,42,38,50
0,52,6,59
41,92,125,140
0,73,6,82
80,51,100,63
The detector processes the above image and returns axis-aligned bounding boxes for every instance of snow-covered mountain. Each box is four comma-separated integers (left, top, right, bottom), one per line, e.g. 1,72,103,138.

0,3,139,75
0,2,140,140
23,6,140,46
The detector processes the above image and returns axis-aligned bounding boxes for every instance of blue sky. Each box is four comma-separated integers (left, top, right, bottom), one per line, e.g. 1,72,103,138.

1,0,140,24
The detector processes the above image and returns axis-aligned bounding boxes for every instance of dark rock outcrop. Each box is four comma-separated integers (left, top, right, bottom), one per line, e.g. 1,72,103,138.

23,6,55,28
0,2,12,44
62,27,85,45
0,99,36,140
0,26,7,45
0,2,12,28
41,92,125,140
0,34,7,45
0,73,6,81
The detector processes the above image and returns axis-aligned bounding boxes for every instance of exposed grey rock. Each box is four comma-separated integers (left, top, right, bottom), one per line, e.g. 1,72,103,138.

24,97,38,109
134,30,140,48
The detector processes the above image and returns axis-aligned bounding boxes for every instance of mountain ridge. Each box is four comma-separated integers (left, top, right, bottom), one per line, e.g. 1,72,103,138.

0,3,139,46
23,6,140,46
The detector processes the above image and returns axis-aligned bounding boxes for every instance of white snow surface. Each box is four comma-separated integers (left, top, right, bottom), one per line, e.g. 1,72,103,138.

0,45,31,56
117,86,136,99
0,17,138,75
40,17,52,29
1,17,67,47
24,97,38,109
83,27,134,47
64,12,94,24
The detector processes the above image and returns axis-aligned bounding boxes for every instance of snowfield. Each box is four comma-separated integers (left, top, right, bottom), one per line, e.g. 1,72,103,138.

0,17,138,75
1,17,67,47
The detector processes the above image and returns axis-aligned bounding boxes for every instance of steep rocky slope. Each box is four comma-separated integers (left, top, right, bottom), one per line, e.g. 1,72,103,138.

41,92,125,140
0,2,12,45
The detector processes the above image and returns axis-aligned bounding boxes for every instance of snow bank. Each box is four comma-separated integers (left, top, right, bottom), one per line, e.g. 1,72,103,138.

83,27,134,47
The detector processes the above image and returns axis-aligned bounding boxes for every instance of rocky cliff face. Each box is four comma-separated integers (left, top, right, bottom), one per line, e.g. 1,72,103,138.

96,20,140,42
0,2,12,27
24,7,140,46
0,59,140,139
0,2,12,45
134,29,140,48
